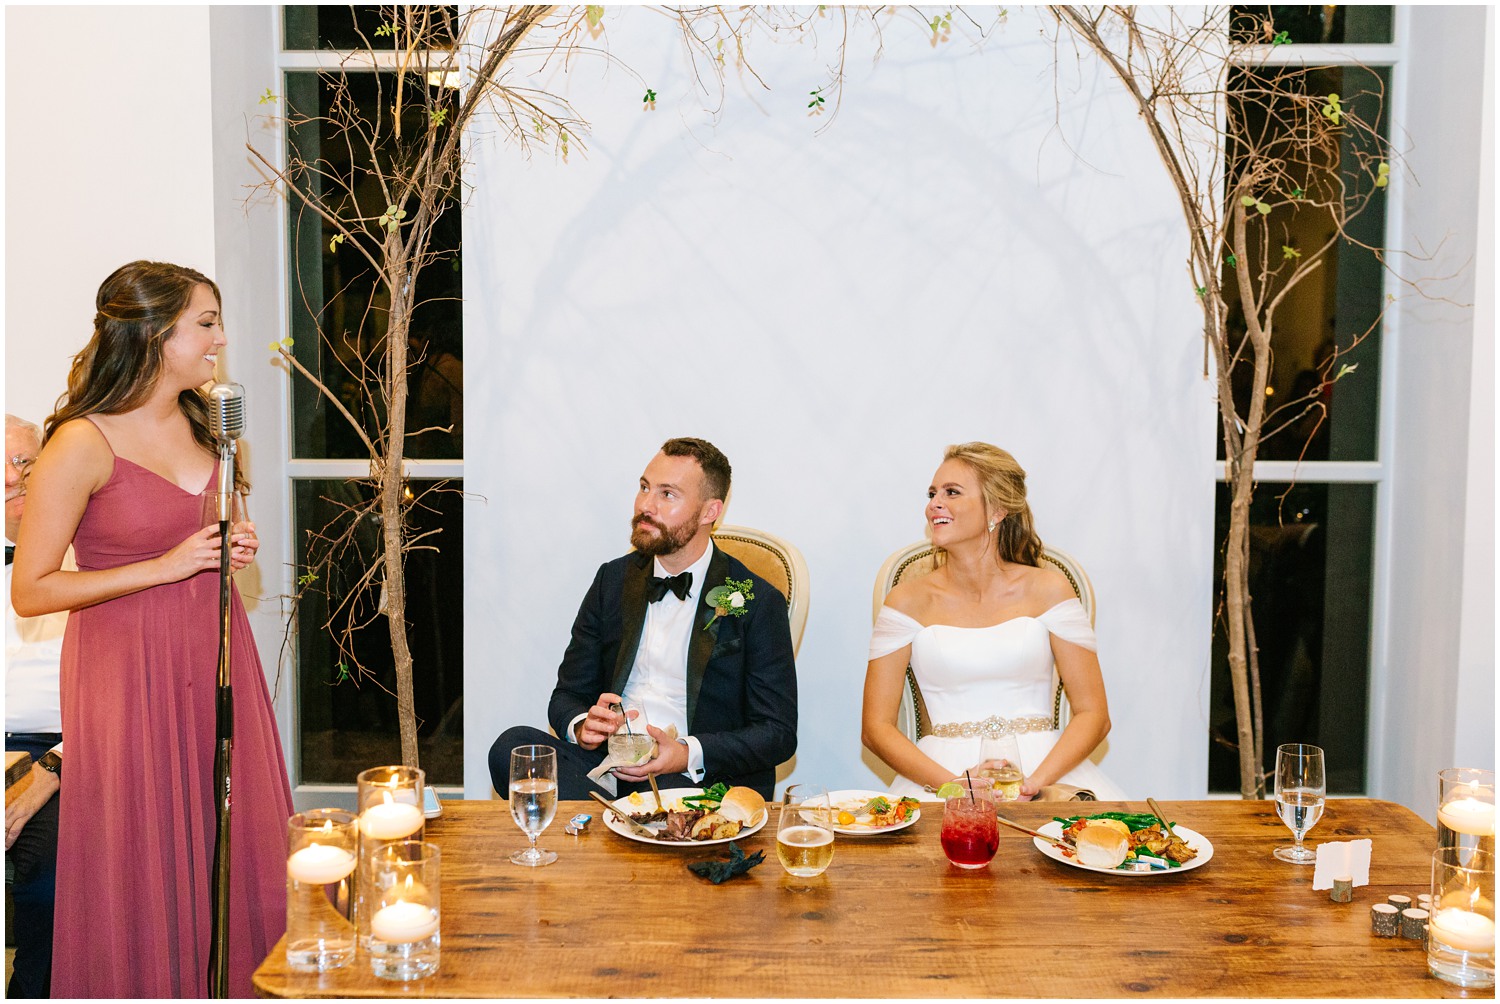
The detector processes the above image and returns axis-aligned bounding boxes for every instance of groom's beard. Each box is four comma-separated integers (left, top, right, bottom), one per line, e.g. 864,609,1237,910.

631,509,700,557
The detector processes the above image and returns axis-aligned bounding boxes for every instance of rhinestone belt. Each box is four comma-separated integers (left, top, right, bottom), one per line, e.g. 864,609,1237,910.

928,714,1053,740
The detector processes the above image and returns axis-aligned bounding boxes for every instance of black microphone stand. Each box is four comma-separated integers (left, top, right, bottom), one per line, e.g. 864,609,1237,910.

207,435,236,997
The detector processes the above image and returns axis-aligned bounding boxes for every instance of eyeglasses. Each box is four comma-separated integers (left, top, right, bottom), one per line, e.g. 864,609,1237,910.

6,454,34,481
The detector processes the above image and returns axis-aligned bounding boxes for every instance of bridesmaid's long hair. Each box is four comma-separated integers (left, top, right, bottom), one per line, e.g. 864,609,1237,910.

45,261,222,458
942,442,1044,567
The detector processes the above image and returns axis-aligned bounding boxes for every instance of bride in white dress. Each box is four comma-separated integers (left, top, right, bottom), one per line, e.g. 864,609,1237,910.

862,442,1124,800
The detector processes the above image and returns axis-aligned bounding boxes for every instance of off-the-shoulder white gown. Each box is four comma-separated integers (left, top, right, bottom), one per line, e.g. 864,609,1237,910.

869,598,1125,800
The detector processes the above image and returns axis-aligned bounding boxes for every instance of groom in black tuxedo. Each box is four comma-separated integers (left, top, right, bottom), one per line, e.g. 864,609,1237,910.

488,437,797,800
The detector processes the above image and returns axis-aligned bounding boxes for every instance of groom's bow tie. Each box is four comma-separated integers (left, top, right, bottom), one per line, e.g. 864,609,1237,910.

647,571,692,603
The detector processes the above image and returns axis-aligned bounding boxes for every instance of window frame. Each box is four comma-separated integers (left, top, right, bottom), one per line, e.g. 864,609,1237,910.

275,8,466,804
1217,13,1404,795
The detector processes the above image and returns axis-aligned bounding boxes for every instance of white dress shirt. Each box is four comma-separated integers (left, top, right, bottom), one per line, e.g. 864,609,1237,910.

568,543,716,782
5,542,67,751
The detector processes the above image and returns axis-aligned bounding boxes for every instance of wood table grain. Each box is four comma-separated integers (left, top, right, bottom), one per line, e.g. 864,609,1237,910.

254,797,1475,998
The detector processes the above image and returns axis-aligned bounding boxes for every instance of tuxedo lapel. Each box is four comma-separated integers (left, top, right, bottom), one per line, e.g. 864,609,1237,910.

685,546,731,728
611,552,652,695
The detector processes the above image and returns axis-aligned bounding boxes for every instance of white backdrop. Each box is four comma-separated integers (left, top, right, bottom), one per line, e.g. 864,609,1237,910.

4,5,217,427
463,9,1217,799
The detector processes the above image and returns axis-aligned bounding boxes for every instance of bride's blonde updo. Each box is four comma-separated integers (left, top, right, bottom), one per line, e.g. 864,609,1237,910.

943,441,1044,567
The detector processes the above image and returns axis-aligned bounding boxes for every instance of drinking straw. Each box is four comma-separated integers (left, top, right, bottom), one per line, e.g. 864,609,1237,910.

613,702,635,736
964,769,976,804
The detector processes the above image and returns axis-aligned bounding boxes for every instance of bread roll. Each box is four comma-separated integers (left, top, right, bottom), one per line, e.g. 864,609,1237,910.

718,786,767,827
1075,824,1130,868
1092,817,1131,838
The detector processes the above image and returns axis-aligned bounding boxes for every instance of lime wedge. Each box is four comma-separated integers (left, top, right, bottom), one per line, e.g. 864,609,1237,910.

934,782,965,800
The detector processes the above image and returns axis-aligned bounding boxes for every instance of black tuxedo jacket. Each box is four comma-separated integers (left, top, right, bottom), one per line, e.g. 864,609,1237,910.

547,547,798,797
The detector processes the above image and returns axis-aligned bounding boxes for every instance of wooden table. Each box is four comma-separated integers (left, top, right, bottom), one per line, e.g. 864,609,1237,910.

5,750,33,806
255,797,1475,998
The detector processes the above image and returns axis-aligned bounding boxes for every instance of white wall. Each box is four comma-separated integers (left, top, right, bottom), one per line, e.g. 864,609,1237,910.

4,6,217,425
463,9,1217,799
3,5,291,762
1377,6,1495,816
1451,6,1495,775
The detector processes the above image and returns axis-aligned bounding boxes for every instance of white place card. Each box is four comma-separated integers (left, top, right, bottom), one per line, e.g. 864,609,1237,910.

1312,839,1372,890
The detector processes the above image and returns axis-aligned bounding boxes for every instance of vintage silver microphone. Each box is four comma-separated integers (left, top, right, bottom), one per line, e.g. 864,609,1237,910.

208,382,244,515
205,381,242,998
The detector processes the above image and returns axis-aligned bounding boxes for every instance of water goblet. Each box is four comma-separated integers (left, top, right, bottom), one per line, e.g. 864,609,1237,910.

777,784,835,882
508,745,558,867
1273,743,1325,864
940,778,999,869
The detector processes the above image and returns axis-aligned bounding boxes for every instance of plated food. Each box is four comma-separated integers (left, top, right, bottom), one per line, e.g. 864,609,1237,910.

603,785,769,846
1032,812,1213,875
821,790,922,835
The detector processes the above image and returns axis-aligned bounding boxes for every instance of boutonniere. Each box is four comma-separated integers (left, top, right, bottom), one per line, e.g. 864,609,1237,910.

703,577,754,631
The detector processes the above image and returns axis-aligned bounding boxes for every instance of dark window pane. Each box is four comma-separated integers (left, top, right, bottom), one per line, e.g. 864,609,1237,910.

1230,7,1393,45
283,70,463,460
284,5,457,51
294,478,464,785
1218,66,1388,462
1209,481,1374,794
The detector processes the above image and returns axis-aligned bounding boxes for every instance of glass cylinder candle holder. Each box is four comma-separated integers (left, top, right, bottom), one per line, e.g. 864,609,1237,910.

1438,768,1495,861
356,766,426,948
1429,847,1495,989
366,841,441,982
285,809,358,972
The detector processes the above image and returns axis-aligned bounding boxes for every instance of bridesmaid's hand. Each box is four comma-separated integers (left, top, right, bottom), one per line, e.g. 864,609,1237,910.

229,521,259,571
156,526,222,582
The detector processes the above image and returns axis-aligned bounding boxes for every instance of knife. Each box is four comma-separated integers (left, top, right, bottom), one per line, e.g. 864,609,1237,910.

588,790,660,839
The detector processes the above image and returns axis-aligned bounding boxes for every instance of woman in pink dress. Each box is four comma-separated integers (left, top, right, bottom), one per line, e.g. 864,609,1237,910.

12,260,293,997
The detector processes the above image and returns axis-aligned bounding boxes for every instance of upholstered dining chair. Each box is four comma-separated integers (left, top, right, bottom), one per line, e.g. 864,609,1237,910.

870,541,1096,742
712,524,810,657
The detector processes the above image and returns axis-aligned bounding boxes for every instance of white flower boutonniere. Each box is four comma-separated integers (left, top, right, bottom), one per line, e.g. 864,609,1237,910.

704,577,754,631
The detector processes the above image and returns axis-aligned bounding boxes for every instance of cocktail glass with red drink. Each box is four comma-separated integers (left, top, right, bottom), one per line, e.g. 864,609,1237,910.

940,778,998,869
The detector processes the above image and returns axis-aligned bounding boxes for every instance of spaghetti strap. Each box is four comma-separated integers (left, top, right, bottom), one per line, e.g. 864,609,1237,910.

76,415,117,455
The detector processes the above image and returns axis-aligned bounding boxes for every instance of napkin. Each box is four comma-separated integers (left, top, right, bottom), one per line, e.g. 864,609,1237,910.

1312,839,1372,890
686,842,765,884
585,724,678,797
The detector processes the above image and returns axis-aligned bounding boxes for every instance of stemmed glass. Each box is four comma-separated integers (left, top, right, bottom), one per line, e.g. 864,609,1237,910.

200,489,246,530
1273,743,1325,864
979,735,1024,802
508,745,558,867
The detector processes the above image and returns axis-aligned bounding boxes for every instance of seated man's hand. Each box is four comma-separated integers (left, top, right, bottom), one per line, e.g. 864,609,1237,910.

611,725,687,781
574,693,625,750
5,764,59,850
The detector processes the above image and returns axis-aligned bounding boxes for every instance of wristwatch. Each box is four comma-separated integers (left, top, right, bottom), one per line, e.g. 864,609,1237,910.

37,750,62,779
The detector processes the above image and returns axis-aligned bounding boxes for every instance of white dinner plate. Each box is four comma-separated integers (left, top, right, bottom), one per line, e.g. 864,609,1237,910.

1032,820,1214,875
602,788,769,847
821,789,922,835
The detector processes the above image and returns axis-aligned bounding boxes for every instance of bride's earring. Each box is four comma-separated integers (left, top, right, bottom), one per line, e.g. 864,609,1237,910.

987,520,998,533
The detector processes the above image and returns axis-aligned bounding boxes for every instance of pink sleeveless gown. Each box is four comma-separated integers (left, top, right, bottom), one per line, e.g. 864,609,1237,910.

53,451,292,998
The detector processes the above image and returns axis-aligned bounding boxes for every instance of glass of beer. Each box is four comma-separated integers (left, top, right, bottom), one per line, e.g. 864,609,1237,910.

778,784,835,882
941,778,999,869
